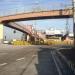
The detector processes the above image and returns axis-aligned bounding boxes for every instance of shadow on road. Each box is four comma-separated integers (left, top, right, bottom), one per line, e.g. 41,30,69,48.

35,47,58,75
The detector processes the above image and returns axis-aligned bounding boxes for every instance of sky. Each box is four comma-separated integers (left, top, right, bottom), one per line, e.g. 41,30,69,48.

0,0,73,33
0,0,72,15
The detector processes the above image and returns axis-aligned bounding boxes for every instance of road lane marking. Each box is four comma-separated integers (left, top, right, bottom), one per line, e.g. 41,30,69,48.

19,55,36,75
0,63,7,66
32,55,37,57
57,48,71,50
51,51,62,75
52,47,71,50
16,57,24,61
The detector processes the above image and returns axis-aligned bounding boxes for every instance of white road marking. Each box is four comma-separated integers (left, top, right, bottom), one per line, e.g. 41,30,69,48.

32,55,37,57
52,47,71,50
16,57,24,61
51,51,62,75
57,48,71,50
0,63,7,66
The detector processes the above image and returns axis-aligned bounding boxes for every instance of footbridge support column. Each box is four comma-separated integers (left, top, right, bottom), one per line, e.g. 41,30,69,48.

73,0,75,47
25,34,30,42
0,23,4,44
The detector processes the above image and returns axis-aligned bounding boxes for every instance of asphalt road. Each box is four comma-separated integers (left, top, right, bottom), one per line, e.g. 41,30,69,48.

0,45,74,75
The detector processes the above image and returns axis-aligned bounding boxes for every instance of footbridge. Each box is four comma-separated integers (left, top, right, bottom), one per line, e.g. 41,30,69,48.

0,9,72,23
5,22,32,35
0,9,73,44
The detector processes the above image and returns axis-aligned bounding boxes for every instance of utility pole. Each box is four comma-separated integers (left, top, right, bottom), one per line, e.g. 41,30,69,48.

72,0,75,47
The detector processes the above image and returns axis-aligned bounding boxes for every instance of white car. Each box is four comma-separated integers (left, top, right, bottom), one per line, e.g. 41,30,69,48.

3,41,9,44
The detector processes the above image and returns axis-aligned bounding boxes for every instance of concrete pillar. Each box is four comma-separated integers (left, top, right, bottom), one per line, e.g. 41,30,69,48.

27,35,30,42
74,0,75,47
0,24,4,43
73,0,75,47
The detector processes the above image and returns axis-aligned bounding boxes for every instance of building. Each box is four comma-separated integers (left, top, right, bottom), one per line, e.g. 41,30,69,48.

45,28,63,41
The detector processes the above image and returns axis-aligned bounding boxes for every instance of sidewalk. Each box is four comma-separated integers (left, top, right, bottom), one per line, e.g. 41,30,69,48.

57,47,75,74
59,47,75,64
